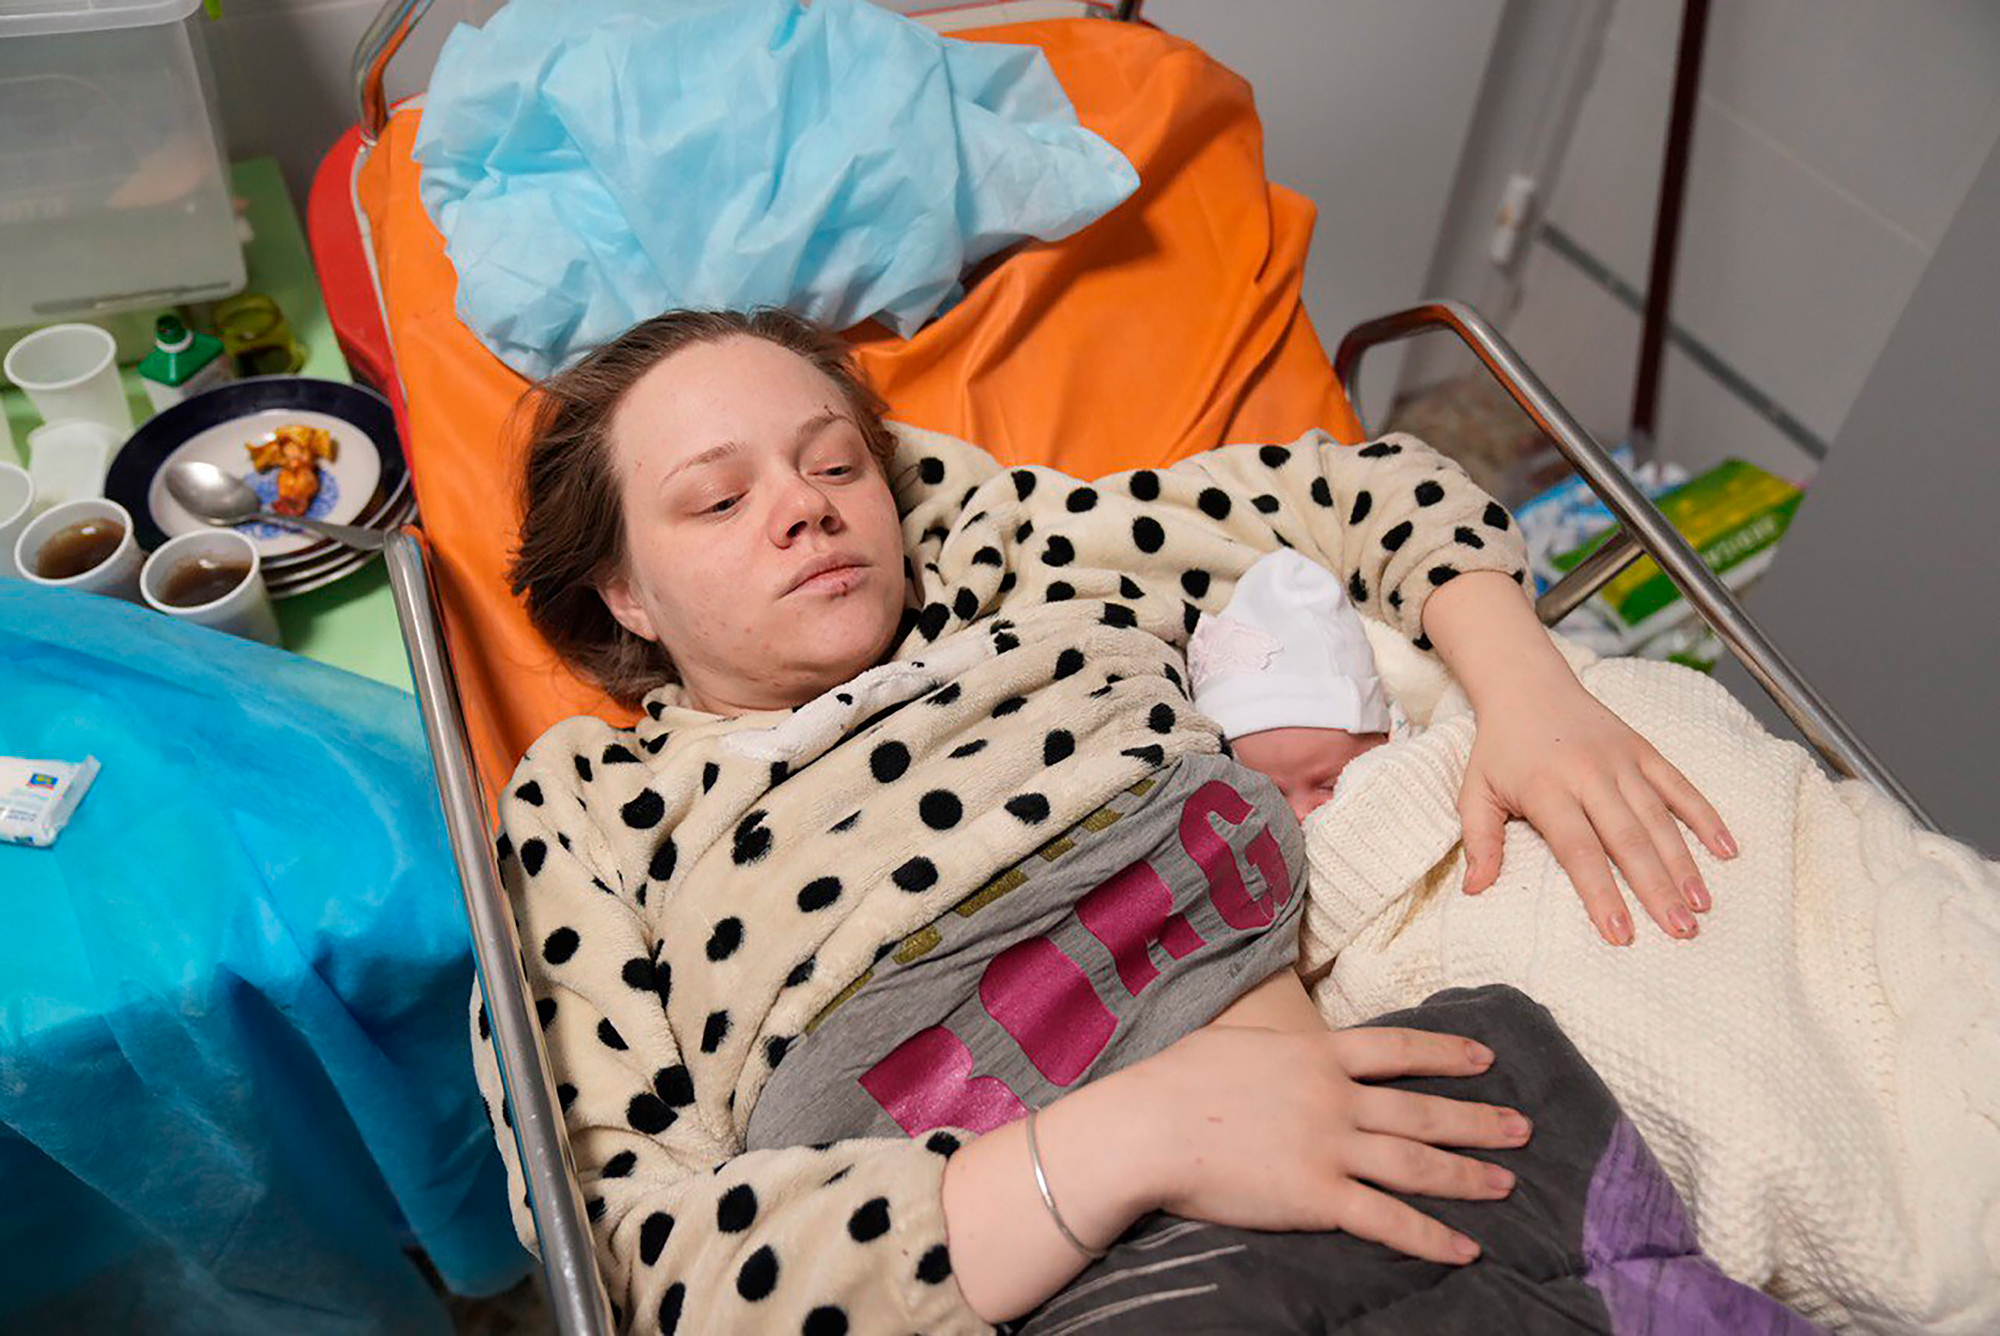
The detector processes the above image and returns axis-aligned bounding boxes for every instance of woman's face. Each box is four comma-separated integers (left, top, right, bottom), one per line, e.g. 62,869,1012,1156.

598,336,908,715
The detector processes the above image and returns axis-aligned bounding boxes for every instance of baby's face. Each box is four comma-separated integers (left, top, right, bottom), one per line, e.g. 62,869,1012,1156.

1230,726,1387,824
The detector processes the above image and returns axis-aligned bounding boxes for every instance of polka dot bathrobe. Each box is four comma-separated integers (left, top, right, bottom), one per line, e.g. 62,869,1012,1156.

475,425,1530,1334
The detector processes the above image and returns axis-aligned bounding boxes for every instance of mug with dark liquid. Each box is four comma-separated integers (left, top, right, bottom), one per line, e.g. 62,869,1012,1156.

14,498,144,601
140,529,277,644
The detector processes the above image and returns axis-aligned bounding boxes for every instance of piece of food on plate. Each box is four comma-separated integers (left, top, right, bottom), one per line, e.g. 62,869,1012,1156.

246,423,338,517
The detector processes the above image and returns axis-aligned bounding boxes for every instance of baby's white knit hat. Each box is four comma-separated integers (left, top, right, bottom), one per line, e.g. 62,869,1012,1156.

1189,550,1392,740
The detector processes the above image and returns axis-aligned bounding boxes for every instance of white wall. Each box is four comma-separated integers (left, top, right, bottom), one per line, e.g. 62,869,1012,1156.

1143,0,1504,425
199,0,502,206
1472,0,2000,482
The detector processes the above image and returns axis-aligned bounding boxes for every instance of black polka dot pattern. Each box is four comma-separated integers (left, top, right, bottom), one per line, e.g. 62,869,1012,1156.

797,876,842,912
627,1092,674,1134
621,788,665,830
848,1198,891,1242
916,1244,953,1284
1006,793,1050,823
869,742,910,783
542,928,579,964
701,1010,731,1053
658,1282,685,1335
638,1211,674,1265
705,917,744,961
737,1246,780,1301
918,790,963,830
803,1307,849,1336
892,857,939,893
717,1183,758,1232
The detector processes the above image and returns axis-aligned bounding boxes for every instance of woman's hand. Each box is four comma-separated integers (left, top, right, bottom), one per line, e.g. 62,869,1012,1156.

1456,673,1736,943
1130,1023,1531,1264
1420,570,1739,945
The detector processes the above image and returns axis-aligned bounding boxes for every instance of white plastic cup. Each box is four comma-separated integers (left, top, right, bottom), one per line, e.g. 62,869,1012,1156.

0,462,33,580
141,528,279,645
25,418,120,510
13,497,144,602
4,324,135,435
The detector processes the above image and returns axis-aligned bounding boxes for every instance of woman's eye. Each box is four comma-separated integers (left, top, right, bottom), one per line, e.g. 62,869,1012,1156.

819,464,853,479
703,495,739,515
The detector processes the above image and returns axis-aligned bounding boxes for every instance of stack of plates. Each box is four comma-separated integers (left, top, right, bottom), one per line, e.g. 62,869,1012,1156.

107,378,411,599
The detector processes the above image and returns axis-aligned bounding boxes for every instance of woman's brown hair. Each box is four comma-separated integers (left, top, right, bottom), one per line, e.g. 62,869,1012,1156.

508,308,899,708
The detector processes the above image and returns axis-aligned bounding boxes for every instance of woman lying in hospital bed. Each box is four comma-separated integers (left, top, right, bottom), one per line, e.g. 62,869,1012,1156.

476,308,1996,1334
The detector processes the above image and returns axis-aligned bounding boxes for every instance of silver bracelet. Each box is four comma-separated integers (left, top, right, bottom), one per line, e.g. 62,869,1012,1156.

1024,1108,1108,1260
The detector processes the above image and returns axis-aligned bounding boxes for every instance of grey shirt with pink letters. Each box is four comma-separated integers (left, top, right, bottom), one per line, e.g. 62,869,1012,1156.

745,750,1305,1150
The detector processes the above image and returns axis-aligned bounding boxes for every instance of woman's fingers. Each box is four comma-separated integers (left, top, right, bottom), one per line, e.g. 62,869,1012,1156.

1329,1181,1483,1265
1458,782,1508,896
1330,1026,1495,1080
1618,767,1709,919
1346,1131,1515,1203
1523,793,1630,944
1642,750,1738,863
1580,779,1691,940
1350,1086,1532,1150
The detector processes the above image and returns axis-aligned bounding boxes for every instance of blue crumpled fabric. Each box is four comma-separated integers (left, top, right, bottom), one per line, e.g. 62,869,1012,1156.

413,0,1138,378
0,583,524,1334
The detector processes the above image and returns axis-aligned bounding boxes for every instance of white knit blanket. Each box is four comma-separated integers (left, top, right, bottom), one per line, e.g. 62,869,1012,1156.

1301,631,2000,1333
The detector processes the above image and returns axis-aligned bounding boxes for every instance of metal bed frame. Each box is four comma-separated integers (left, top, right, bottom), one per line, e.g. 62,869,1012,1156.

350,3,1933,1331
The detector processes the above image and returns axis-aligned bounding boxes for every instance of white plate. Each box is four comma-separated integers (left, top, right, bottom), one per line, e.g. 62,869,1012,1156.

144,408,384,560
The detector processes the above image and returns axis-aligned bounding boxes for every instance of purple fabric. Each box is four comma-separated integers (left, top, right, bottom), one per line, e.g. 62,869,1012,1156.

1583,1118,1822,1335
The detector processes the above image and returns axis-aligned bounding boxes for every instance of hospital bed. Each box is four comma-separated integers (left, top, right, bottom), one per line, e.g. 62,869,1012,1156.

314,2,1938,1329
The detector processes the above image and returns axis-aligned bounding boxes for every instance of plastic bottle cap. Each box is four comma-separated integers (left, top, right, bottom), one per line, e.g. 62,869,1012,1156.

154,313,193,354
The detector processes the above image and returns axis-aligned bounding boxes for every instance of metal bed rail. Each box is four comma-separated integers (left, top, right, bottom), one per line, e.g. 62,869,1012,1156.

385,530,616,1336
1334,299,1939,831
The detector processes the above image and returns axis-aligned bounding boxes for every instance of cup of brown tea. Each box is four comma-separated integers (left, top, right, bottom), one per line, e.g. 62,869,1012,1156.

14,497,144,601
140,529,278,644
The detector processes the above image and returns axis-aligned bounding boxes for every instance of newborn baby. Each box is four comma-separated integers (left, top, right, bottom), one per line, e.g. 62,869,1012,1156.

1189,549,1392,822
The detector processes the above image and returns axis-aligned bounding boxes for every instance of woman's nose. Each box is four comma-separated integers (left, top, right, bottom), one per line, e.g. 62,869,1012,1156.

770,476,843,544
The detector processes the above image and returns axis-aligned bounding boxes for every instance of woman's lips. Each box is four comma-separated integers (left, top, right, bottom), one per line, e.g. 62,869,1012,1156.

786,556,870,596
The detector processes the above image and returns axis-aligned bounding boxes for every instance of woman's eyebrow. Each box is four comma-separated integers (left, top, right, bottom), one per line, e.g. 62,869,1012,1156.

793,407,849,445
658,441,744,488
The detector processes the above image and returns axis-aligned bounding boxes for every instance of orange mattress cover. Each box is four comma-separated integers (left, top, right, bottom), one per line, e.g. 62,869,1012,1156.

359,18,1361,803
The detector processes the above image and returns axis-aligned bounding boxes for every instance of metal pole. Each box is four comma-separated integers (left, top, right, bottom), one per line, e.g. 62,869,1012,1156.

1333,300,1939,830
1629,0,1712,453
353,0,435,145
1535,526,1643,627
384,529,616,1336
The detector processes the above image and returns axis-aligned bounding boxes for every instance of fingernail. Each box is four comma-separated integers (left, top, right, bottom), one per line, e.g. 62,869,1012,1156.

1717,828,1739,858
1502,1112,1532,1141
1668,905,1697,937
1453,1235,1481,1262
1485,1163,1515,1192
1465,1041,1494,1067
1604,911,1633,945
1684,876,1711,912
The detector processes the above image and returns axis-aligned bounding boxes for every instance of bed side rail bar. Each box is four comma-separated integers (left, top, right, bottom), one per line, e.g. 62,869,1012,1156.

354,0,434,145
385,528,616,1336
1333,300,1939,831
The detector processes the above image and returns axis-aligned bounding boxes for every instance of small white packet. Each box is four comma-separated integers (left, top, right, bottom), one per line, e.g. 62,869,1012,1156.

0,755,100,848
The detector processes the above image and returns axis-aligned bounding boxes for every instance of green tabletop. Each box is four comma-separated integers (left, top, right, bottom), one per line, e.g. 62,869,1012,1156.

2,157,414,693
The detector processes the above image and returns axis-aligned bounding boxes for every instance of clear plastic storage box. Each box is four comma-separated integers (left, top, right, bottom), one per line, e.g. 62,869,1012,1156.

0,0,244,330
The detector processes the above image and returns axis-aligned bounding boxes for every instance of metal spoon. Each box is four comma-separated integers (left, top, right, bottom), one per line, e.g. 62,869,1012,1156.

165,460,388,552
